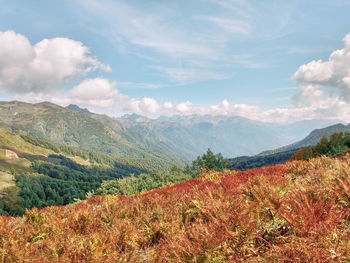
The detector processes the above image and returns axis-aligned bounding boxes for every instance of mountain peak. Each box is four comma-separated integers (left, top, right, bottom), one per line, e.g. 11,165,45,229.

66,104,91,114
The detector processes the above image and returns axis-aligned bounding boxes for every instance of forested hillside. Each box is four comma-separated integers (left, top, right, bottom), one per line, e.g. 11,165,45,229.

261,123,350,155
1,154,349,262
228,124,350,170
0,129,153,215
228,149,298,170
291,132,350,160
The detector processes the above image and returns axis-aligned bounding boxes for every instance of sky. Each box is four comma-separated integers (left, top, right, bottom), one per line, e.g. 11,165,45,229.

1,0,350,122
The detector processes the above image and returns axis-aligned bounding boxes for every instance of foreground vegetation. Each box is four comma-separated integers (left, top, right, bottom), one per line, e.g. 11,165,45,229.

1,153,349,262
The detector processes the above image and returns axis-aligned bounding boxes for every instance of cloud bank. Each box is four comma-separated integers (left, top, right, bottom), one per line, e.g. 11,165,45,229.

2,30,350,123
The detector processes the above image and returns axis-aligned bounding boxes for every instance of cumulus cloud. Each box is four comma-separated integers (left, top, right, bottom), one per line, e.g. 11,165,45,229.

292,33,350,102
12,77,287,121
0,30,110,94
69,78,119,101
15,75,350,123
283,33,350,123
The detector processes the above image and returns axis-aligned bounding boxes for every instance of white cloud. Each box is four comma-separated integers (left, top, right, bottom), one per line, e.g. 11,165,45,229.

284,33,350,123
0,30,110,94
0,30,35,67
15,78,128,110
69,78,118,101
9,77,304,123
293,59,333,83
14,75,350,123
292,33,350,102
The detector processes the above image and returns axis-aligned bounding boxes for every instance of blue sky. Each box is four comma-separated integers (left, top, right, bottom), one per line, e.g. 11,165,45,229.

1,0,350,122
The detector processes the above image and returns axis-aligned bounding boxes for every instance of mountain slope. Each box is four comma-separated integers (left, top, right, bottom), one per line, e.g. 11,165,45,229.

260,123,350,155
228,148,298,170
228,123,350,170
0,101,185,169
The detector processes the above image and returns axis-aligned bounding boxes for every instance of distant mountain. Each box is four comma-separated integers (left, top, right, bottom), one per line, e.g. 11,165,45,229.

119,113,153,126
228,123,350,170
115,114,339,159
260,123,350,155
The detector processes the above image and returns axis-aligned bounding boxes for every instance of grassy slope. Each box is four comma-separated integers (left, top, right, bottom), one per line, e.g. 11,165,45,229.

0,129,54,190
0,171,13,191
0,128,97,174
1,154,349,262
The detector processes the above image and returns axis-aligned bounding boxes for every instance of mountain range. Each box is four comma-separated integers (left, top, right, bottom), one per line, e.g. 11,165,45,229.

0,101,343,163
117,114,340,159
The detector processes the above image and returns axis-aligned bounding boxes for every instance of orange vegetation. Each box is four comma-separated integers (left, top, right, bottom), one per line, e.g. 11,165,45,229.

1,154,350,262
